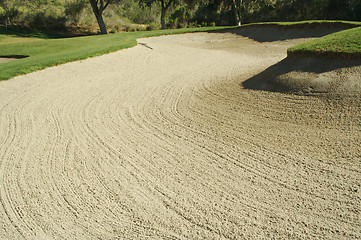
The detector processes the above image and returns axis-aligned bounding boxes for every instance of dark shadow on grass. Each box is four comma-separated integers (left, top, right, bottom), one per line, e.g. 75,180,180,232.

0,55,29,59
0,25,87,39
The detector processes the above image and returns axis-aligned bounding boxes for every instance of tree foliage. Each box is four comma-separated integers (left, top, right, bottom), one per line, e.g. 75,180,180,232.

0,0,360,32
65,0,87,26
138,0,178,29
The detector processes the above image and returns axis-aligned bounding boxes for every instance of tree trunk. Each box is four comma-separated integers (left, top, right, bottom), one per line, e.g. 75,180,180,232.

160,0,173,30
160,7,166,29
95,12,107,34
232,0,242,26
89,0,110,34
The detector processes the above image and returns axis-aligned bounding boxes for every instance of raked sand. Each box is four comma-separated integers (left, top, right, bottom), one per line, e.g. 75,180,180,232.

0,28,360,239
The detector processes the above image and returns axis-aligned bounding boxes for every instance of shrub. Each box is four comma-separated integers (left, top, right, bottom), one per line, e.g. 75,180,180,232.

0,4,20,25
28,8,66,31
146,22,159,31
136,25,146,31
64,0,87,26
124,24,137,32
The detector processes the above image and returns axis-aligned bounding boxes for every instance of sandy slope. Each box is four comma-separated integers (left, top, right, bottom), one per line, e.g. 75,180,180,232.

0,29,360,239
0,58,17,63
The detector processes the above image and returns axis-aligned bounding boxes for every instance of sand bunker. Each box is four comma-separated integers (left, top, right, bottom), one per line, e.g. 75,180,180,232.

0,27,360,239
0,58,17,63
0,55,29,63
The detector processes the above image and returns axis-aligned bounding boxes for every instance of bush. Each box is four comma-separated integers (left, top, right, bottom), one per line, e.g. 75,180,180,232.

146,22,160,31
27,8,66,31
0,4,20,25
136,25,146,31
124,24,137,32
64,0,87,26
113,0,159,24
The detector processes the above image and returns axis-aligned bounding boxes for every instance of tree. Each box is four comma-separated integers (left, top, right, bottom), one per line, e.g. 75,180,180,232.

65,0,87,26
139,0,176,29
89,0,111,34
0,0,20,27
232,0,242,26
230,0,259,26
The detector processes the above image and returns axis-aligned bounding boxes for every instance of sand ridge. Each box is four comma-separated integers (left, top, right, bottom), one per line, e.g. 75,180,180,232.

0,29,360,239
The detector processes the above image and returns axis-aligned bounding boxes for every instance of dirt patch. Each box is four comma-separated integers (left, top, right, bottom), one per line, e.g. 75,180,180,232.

0,29,360,239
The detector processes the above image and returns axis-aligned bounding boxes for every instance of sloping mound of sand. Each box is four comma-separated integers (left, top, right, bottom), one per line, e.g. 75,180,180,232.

235,24,361,96
242,57,361,95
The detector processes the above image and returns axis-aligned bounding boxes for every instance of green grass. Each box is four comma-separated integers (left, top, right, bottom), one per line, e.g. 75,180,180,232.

288,26,361,58
0,26,228,81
